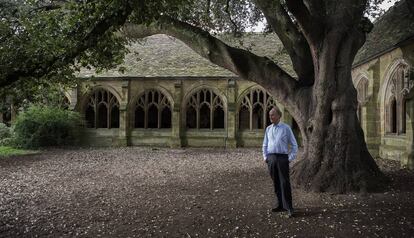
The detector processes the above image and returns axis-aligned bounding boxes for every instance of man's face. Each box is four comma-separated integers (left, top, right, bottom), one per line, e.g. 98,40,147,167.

269,111,280,124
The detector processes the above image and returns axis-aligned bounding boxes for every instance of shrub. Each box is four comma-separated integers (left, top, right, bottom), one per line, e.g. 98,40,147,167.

13,105,83,149
0,123,12,146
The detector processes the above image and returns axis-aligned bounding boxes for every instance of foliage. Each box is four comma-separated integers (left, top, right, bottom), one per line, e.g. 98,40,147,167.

0,122,12,146
0,0,130,97
13,105,83,149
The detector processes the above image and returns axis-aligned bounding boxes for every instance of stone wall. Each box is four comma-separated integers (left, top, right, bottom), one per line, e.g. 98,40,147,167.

70,77,292,148
352,42,414,169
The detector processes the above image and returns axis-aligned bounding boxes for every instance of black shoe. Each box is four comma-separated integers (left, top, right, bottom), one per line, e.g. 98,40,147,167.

271,206,285,213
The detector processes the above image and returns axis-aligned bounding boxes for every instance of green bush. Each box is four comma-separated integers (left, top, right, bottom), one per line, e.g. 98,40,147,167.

13,105,83,149
0,123,12,146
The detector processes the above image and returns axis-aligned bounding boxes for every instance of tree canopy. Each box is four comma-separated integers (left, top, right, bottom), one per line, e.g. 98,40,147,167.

0,0,388,91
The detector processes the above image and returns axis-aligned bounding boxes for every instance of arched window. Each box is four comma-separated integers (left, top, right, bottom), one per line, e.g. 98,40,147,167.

185,89,225,129
388,97,397,133
238,88,277,130
356,77,369,125
84,88,120,129
385,64,411,134
133,89,172,129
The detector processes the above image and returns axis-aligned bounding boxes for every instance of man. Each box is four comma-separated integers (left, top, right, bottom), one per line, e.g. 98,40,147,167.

262,107,298,218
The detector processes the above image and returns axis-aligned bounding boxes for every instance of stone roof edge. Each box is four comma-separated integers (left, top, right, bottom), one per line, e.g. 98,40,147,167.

352,35,414,69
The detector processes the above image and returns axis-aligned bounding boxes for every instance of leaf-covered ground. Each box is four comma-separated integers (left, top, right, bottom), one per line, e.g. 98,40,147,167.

0,147,413,237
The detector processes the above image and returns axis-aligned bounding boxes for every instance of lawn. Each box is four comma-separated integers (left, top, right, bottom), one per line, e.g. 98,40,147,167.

0,146,38,157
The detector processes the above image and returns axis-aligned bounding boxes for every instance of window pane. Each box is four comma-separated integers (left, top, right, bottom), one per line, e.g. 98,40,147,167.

239,107,250,130
199,104,210,129
148,104,158,128
186,107,197,128
135,107,145,128
391,98,397,133
252,105,263,129
97,104,108,128
161,107,172,128
110,106,120,128
213,107,224,129
85,105,95,128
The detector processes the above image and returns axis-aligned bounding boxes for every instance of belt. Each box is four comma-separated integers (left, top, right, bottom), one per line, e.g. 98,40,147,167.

270,153,288,156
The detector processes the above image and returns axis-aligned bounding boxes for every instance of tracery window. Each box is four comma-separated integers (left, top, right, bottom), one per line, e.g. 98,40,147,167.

133,90,172,129
385,63,412,134
84,89,120,129
185,89,225,129
356,77,369,125
238,88,277,130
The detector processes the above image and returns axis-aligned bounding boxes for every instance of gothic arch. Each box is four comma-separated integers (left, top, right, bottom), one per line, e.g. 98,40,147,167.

380,59,412,135
81,85,122,112
236,85,278,130
129,86,174,110
182,85,227,130
355,76,369,104
130,88,174,129
81,86,121,129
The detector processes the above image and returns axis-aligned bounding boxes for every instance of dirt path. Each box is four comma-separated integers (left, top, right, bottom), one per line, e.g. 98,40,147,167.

0,147,413,237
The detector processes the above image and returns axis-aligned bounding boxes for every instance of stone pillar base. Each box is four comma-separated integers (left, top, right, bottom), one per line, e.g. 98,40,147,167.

226,138,237,148
115,138,128,147
169,138,182,148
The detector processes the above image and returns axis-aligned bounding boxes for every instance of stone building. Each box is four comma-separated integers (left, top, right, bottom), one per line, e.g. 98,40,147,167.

351,0,414,168
70,33,297,148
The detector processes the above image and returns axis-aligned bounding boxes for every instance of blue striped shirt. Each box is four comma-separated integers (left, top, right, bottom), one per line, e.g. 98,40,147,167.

262,122,298,162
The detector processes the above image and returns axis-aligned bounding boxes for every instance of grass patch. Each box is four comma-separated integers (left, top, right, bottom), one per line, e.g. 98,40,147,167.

0,146,39,157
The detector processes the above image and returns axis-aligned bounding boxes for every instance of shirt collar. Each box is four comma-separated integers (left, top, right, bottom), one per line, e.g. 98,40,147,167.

272,122,280,128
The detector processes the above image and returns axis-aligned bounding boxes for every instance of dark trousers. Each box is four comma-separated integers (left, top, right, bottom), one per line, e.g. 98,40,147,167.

267,154,293,211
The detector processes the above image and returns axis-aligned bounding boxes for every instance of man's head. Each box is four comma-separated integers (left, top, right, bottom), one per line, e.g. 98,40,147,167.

269,107,282,124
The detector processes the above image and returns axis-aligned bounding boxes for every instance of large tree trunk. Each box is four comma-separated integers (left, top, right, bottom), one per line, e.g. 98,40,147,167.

291,28,387,193
292,110,386,193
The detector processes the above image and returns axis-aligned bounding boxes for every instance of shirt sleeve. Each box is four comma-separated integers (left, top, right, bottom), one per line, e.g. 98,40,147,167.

262,127,269,161
287,126,298,162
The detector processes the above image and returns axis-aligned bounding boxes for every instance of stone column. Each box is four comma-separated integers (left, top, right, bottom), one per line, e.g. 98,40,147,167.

117,81,129,146
403,99,414,169
170,81,182,148
226,78,237,148
364,64,381,158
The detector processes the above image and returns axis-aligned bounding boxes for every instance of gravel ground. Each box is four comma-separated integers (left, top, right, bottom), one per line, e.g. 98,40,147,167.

0,147,413,238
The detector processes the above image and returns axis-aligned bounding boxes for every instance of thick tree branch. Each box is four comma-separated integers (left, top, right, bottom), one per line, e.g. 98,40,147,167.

285,0,323,44
254,0,314,86
0,1,133,88
123,16,298,104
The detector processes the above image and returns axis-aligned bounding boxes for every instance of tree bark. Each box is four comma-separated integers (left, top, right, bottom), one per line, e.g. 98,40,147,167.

291,26,387,193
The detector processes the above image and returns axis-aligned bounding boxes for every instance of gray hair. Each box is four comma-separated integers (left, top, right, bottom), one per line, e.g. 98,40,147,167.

269,107,282,117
